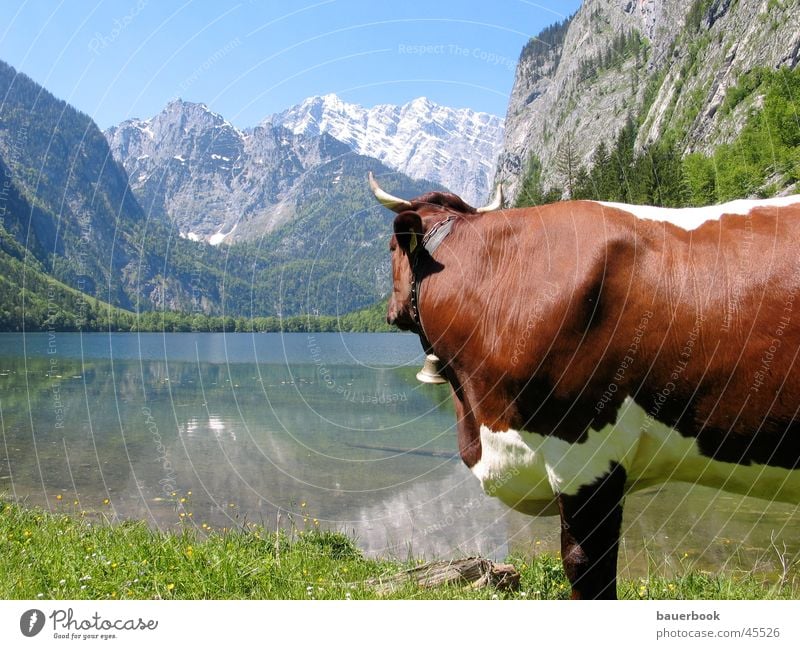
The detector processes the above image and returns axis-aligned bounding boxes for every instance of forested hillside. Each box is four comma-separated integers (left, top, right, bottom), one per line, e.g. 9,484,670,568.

516,66,799,207
0,222,392,333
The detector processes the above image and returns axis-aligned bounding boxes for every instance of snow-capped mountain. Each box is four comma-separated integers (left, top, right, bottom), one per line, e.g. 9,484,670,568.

106,99,356,243
269,94,504,206
105,95,503,246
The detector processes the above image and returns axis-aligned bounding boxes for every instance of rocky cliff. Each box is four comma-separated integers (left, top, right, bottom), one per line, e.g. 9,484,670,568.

496,0,800,202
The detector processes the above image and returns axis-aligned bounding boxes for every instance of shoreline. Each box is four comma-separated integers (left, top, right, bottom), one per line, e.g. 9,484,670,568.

2,500,795,600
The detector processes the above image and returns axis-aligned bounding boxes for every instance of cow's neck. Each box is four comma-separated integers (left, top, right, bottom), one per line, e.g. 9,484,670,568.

411,214,459,351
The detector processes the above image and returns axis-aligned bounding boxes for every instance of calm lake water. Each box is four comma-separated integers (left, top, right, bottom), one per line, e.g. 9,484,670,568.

1,332,798,577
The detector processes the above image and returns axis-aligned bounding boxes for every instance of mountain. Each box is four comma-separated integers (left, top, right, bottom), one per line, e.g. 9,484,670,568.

106,96,502,250
268,94,504,206
496,0,800,203
0,59,168,310
106,98,451,245
3,64,500,324
105,100,360,243
105,97,443,316
0,60,438,321
0,60,277,316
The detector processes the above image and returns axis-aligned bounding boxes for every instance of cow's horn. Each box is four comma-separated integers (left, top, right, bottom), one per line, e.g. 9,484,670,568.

368,172,412,213
476,184,504,213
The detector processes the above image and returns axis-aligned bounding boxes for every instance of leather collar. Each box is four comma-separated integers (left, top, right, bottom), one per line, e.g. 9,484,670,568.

410,215,457,349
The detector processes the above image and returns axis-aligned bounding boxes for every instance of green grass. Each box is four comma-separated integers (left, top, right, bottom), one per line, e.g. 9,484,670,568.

1,500,796,600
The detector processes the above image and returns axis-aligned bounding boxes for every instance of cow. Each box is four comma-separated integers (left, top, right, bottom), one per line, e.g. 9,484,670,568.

368,171,800,599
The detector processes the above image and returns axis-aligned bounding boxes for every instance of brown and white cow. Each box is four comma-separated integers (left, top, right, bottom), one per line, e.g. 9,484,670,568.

369,171,800,599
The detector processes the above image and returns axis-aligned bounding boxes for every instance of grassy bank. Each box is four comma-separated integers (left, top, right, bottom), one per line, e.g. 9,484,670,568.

1,500,796,600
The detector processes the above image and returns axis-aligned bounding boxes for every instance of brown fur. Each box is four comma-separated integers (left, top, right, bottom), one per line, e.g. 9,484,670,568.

385,196,800,597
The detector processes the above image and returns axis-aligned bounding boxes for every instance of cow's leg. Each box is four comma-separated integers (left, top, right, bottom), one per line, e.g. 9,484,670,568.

557,463,626,600
450,384,482,467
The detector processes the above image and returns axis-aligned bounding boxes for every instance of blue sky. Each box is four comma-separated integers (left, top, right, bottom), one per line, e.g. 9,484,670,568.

0,0,580,129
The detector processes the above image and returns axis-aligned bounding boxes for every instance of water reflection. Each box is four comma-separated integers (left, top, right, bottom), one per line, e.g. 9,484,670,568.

0,332,798,575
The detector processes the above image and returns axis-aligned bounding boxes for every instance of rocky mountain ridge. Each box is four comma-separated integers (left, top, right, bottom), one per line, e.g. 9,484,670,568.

105,99,357,243
106,94,503,246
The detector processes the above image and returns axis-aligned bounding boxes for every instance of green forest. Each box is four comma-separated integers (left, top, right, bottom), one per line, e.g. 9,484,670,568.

0,266,393,334
0,226,392,333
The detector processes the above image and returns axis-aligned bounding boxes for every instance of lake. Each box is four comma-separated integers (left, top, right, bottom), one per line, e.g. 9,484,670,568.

1,332,798,577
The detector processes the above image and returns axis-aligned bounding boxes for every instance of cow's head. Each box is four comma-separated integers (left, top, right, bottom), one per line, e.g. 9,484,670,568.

368,172,502,331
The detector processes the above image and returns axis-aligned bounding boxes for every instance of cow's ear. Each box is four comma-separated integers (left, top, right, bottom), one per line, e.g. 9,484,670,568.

393,211,424,255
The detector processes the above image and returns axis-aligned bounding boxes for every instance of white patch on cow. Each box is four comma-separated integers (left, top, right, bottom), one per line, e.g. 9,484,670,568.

471,397,800,515
597,195,800,231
